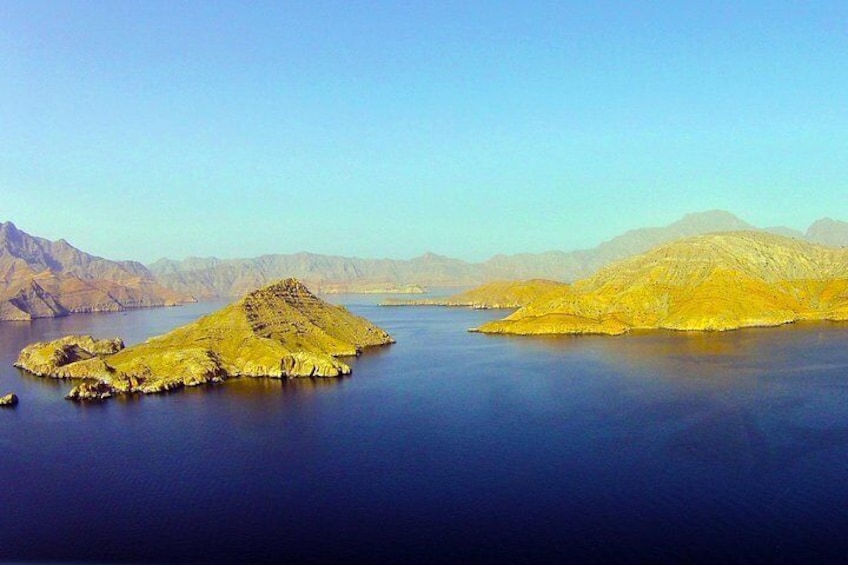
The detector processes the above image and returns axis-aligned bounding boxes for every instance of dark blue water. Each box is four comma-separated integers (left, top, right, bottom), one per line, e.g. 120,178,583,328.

2,298,848,563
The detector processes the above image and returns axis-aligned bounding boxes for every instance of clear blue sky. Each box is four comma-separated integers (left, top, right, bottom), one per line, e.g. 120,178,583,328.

1,1,846,263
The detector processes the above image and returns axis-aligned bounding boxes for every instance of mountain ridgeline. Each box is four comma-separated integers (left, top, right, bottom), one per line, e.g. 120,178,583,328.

4,211,848,321
149,211,848,297
475,232,848,336
0,222,193,321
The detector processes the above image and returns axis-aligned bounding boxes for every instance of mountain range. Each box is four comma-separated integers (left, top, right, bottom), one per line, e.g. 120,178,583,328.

3,210,848,321
149,211,848,297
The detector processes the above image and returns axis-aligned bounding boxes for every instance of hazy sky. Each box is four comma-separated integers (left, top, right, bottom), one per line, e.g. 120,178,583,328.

1,1,846,263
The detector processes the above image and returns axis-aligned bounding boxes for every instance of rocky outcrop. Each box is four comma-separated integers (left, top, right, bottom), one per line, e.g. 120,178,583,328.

66,382,115,401
0,393,18,406
0,221,194,321
475,232,848,336
15,336,124,377
381,279,568,309
15,279,394,400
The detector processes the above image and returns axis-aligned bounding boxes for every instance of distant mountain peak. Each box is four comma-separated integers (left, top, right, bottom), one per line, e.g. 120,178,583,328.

672,209,753,230
806,217,848,248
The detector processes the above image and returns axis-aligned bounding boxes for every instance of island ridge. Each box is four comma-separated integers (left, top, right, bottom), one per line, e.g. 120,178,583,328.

15,279,394,400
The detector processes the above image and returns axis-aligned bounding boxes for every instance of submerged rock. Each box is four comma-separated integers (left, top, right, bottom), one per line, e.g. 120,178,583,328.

15,278,394,401
0,393,18,406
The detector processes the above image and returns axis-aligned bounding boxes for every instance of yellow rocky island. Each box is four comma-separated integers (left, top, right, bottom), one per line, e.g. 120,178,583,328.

475,232,848,335
381,279,568,309
15,279,394,400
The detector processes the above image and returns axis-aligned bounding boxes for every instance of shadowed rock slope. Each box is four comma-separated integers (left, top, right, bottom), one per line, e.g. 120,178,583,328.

15,279,394,400
0,222,193,321
475,232,848,335
381,279,569,309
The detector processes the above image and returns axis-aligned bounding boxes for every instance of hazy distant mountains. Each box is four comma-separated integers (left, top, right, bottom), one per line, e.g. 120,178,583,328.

4,210,847,317
149,210,848,297
0,222,192,321
806,218,848,248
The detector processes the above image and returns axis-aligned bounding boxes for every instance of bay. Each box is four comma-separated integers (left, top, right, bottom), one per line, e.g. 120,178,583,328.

2,297,848,562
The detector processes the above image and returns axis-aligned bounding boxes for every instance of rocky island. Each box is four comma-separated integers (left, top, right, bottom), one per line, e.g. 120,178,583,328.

381,279,568,309
475,232,848,335
0,393,18,407
15,279,394,400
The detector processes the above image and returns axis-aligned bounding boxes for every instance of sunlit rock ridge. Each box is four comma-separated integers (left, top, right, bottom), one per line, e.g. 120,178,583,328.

15,279,394,400
0,221,193,321
149,211,846,297
381,279,569,309
475,232,848,335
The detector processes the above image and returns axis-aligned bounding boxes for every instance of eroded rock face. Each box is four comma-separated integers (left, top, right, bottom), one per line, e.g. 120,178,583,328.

0,393,18,406
15,279,394,401
475,232,848,336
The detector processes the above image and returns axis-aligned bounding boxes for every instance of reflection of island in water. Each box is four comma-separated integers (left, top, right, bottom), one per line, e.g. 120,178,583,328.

494,321,848,474
506,321,848,380
221,373,346,398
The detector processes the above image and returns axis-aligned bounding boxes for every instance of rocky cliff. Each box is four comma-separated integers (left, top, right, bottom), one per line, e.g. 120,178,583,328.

381,279,568,309
0,222,194,321
15,279,394,400
475,232,848,335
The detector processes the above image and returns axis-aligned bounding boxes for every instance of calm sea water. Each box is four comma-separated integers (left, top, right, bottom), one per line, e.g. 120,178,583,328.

2,297,848,563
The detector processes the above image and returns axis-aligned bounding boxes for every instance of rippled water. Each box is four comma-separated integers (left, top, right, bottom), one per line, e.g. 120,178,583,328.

2,297,848,563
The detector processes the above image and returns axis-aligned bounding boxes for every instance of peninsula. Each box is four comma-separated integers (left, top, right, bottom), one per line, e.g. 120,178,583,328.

475,232,848,335
381,279,568,309
15,279,394,400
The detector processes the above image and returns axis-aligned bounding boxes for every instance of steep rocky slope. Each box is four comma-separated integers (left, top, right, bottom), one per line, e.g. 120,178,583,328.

0,222,193,321
382,279,568,309
15,279,394,400
476,232,848,335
